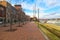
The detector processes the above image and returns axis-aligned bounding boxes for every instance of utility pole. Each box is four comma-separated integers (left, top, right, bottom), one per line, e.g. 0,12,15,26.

38,8,39,27
33,3,36,17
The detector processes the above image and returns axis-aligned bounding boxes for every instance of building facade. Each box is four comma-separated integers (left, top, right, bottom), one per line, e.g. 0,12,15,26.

0,1,17,23
0,1,30,24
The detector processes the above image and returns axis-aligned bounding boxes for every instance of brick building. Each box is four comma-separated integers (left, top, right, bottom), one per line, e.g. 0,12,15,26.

14,5,26,22
0,1,30,24
0,1,17,23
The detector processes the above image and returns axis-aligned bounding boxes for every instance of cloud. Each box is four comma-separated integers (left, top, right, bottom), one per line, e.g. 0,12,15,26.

45,0,56,6
25,12,33,17
51,13,60,18
43,13,60,19
44,0,60,8
21,0,60,19
21,2,34,11
6,0,60,19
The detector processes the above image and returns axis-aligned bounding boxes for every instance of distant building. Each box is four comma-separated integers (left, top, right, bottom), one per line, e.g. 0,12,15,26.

25,15,30,21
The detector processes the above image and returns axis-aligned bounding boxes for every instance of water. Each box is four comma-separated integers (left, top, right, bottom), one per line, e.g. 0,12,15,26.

55,23,60,26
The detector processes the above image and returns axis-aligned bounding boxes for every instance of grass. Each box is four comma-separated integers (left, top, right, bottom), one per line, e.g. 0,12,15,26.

43,24,60,37
44,24,60,30
36,22,60,40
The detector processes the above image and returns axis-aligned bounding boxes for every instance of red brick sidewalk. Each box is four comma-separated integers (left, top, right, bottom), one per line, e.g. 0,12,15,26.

0,22,45,40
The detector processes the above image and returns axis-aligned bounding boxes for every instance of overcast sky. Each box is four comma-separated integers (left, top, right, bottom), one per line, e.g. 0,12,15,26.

5,0,60,19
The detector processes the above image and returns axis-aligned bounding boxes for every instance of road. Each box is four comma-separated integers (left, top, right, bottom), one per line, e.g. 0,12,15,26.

0,22,45,40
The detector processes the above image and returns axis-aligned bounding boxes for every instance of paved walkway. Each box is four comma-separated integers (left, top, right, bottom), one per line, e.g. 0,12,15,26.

0,22,45,40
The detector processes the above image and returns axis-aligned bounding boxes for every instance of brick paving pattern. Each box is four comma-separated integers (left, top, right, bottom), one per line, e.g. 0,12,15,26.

0,22,45,40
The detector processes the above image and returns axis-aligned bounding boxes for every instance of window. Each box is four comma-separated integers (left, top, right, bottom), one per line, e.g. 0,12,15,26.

0,6,4,17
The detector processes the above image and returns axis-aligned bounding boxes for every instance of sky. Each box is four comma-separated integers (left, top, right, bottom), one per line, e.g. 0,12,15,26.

5,0,60,19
